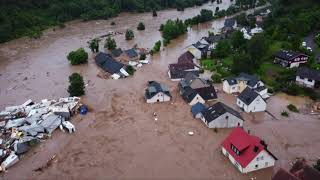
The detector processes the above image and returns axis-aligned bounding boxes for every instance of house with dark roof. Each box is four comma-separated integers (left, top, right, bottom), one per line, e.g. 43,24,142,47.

274,50,309,68
224,18,237,28
222,128,277,173
145,81,172,103
196,102,244,128
111,48,123,58
296,67,320,88
95,52,129,79
187,41,211,59
179,73,210,92
237,87,267,113
119,48,139,62
178,51,196,65
272,159,320,180
181,86,205,106
168,62,200,81
223,73,268,98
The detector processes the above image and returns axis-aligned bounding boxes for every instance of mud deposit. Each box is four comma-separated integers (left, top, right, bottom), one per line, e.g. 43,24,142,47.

0,1,319,180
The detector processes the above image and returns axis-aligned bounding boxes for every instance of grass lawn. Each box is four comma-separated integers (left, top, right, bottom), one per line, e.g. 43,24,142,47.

222,56,233,67
201,59,216,71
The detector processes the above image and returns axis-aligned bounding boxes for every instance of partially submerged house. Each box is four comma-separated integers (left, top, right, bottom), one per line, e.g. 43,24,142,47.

274,50,309,68
181,86,217,106
119,48,139,62
223,73,268,98
296,67,320,88
194,102,244,128
272,159,320,180
187,41,210,59
95,52,129,79
145,81,172,103
111,48,123,58
237,87,267,113
179,73,210,92
222,128,277,173
178,51,197,65
221,18,237,34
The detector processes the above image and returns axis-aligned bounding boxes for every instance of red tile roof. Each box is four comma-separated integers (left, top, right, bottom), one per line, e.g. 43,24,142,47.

222,128,276,168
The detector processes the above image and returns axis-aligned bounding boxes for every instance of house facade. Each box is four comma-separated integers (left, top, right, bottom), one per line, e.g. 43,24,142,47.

223,73,266,96
198,102,244,128
145,81,172,103
182,87,205,106
222,128,277,173
296,67,320,88
274,50,309,68
237,87,267,113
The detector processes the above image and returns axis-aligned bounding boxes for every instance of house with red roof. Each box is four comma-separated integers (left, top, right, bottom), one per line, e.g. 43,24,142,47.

221,128,277,173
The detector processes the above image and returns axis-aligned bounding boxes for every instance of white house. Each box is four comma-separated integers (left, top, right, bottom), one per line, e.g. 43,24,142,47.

145,81,172,103
223,73,266,95
274,50,309,68
222,128,278,173
197,102,244,128
181,86,217,106
237,87,267,113
296,67,320,88
187,41,210,59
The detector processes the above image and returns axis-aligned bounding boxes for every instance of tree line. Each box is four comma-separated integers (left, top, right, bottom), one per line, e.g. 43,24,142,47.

0,0,210,43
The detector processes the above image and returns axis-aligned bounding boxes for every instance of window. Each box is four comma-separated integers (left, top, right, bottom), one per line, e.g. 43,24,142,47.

308,79,313,82
261,156,264,160
257,157,259,161
225,116,229,119
255,164,258,169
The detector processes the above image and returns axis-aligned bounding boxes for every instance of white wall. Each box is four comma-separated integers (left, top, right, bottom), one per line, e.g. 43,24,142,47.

223,80,239,94
146,92,171,103
189,94,205,106
207,112,243,128
243,150,276,173
222,147,244,173
188,47,202,60
237,96,266,113
296,76,315,88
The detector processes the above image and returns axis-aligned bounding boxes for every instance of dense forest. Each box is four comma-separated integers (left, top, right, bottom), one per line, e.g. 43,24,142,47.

0,0,211,43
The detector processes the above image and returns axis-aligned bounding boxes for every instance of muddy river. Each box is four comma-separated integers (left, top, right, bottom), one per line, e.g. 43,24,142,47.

1,1,319,180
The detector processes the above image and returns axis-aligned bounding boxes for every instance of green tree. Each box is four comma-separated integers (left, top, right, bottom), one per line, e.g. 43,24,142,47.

125,29,135,40
153,40,162,52
126,65,135,75
68,73,85,97
140,53,146,60
137,22,145,30
214,40,232,58
231,30,246,50
153,10,157,17
246,34,267,66
104,37,117,50
67,48,88,65
162,19,187,45
88,39,100,52
231,53,253,74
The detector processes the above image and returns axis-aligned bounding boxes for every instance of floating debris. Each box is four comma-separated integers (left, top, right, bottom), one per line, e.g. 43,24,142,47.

0,97,81,172
188,131,194,136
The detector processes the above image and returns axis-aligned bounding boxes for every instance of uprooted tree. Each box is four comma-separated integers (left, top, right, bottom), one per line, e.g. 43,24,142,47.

68,73,85,97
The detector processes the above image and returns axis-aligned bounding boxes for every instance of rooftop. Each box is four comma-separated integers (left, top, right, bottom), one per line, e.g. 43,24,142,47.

145,81,171,99
202,102,243,123
95,52,125,74
297,67,320,81
275,50,307,61
237,87,261,105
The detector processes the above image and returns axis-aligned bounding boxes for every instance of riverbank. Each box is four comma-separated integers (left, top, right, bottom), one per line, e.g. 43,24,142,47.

1,1,319,180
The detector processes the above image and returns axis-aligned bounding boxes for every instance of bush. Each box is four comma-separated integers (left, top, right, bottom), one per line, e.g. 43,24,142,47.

281,111,289,117
152,10,157,17
104,37,117,50
111,21,116,25
137,22,145,30
287,104,299,112
126,65,135,75
153,40,162,53
161,19,187,45
211,74,222,83
67,48,88,65
140,53,146,60
68,73,85,97
125,29,134,40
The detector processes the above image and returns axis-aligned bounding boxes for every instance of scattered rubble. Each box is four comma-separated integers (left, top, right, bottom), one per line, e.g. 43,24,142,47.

0,97,82,172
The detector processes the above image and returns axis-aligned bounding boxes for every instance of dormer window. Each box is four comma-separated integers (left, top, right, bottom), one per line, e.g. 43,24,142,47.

231,144,240,156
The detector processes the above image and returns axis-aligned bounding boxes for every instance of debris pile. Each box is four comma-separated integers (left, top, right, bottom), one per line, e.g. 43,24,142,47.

0,97,81,172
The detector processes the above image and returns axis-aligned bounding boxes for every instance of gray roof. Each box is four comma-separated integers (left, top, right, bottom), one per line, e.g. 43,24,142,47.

95,52,125,74
169,69,200,80
224,18,236,27
191,103,206,117
182,86,198,103
202,102,243,123
111,48,123,57
237,87,261,105
297,67,320,81
237,73,260,87
125,48,138,58
204,34,224,44
225,77,238,85
193,41,209,52
195,86,218,100
274,50,307,61
145,81,171,99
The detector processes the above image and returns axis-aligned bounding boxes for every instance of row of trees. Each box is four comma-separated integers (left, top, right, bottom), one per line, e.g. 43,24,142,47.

0,0,210,43
160,19,187,45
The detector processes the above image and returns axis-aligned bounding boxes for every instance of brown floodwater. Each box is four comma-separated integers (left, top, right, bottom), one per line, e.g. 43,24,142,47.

1,1,319,180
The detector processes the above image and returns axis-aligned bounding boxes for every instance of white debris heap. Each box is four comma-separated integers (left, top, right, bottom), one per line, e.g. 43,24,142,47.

0,97,81,172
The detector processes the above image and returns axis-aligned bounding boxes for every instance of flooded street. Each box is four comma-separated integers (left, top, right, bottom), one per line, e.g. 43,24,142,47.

0,1,319,180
